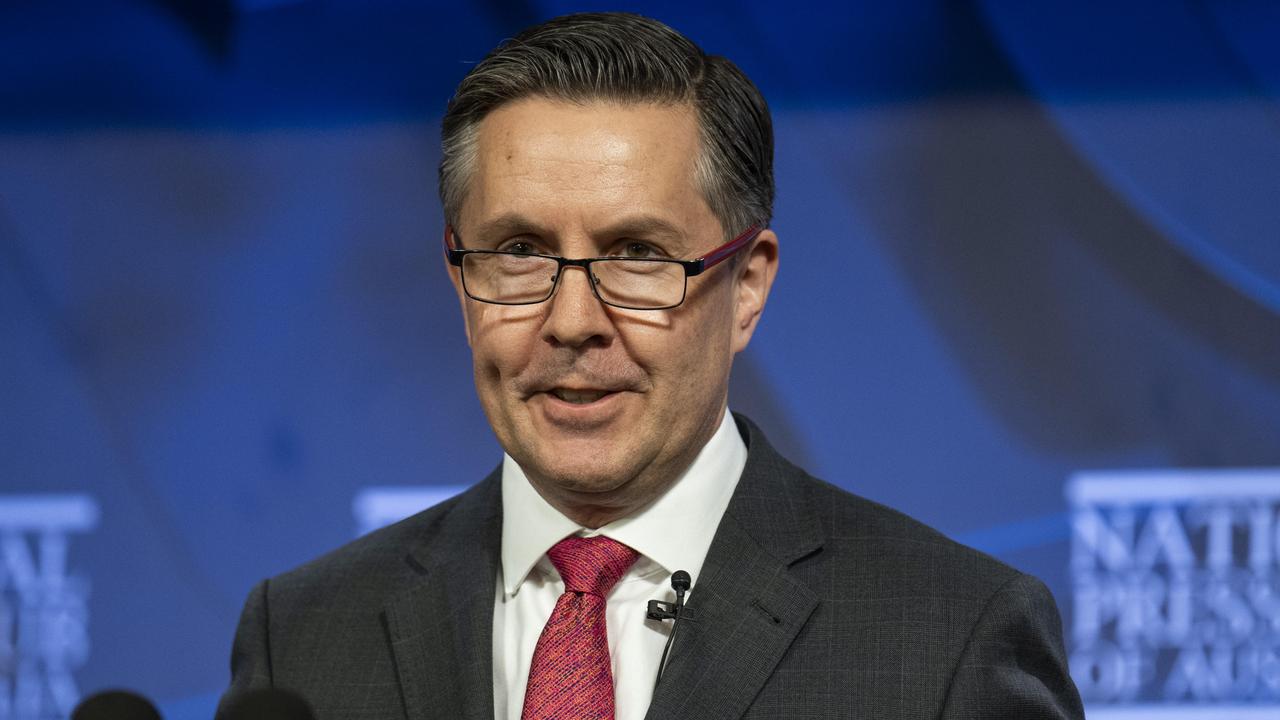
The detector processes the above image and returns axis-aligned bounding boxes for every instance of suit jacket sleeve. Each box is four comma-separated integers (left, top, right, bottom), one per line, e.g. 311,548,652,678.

939,572,1084,719
216,579,273,717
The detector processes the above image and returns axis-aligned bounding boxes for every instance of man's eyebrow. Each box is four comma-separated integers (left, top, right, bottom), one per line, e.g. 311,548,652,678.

465,214,692,252
595,216,683,239
468,214,548,241
593,216,691,253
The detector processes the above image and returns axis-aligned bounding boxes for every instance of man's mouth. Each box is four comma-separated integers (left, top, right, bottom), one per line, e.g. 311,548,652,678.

549,388,613,404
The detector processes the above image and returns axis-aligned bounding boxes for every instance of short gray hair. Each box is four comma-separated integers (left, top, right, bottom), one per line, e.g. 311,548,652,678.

439,12,774,239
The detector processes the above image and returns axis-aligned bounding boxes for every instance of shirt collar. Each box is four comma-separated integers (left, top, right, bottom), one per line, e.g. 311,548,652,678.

500,409,747,597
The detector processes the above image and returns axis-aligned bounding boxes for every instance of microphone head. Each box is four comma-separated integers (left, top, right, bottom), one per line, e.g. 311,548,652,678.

222,688,316,720
72,690,162,720
671,570,691,593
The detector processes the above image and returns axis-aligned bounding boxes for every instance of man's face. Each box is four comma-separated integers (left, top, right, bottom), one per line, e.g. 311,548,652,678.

450,97,776,526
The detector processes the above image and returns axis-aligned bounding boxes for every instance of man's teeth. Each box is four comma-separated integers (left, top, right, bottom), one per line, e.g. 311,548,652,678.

552,389,609,404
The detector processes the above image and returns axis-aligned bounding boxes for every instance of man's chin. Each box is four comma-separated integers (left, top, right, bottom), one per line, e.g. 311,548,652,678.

526,457,637,496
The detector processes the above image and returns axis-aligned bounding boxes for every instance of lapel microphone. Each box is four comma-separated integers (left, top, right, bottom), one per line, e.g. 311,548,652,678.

647,569,693,689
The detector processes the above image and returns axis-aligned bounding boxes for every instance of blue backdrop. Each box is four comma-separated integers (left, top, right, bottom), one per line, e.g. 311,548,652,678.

3,1,1279,718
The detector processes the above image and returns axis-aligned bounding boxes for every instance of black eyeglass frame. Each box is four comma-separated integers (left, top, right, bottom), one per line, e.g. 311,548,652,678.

444,224,763,311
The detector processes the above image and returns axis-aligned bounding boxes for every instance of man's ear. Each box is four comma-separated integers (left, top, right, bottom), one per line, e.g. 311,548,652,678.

444,225,473,347
731,228,779,354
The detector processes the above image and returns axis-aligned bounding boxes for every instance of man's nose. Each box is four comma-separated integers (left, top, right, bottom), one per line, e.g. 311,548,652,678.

540,264,614,347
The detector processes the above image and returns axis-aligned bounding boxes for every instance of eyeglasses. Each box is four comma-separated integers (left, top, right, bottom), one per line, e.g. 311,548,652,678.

445,224,762,310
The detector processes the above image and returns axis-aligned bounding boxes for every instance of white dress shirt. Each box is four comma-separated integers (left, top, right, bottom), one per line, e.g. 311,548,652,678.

493,409,747,720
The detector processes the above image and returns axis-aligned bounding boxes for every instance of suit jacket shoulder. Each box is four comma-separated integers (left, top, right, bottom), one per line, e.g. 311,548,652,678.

217,471,502,720
659,413,1083,719
271,475,494,601
805,468,1023,602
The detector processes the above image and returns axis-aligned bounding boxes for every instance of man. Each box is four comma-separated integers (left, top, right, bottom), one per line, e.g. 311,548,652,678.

219,12,1084,720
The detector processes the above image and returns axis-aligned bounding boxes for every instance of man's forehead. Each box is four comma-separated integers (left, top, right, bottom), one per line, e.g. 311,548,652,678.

459,97,717,245
472,97,700,166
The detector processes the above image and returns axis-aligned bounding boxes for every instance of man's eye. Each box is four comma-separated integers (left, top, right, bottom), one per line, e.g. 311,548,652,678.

617,242,660,259
500,240,538,255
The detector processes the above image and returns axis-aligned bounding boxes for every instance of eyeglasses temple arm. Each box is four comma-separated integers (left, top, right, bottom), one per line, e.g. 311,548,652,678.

696,224,762,272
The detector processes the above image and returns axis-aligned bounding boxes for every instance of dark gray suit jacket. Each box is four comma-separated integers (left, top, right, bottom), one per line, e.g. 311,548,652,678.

219,414,1084,719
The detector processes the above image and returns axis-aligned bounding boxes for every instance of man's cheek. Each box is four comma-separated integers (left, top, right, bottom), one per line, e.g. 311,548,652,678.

473,330,533,384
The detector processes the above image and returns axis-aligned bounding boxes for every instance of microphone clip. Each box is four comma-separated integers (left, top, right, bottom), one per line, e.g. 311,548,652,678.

647,599,675,621
647,599,695,622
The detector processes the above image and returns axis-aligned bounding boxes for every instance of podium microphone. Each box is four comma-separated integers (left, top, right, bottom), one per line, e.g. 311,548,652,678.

222,687,316,720
72,690,162,720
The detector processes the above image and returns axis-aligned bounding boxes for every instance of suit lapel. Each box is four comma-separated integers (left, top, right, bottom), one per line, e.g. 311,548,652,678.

645,415,824,720
384,472,502,720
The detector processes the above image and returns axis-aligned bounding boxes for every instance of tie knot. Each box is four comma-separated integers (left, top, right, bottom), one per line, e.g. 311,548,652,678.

547,535,639,596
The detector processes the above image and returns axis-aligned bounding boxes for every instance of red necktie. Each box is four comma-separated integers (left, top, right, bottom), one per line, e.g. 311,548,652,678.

521,535,640,720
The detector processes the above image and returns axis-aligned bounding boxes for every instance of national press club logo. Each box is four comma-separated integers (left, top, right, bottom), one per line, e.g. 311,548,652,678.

1068,469,1280,718
0,495,98,720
